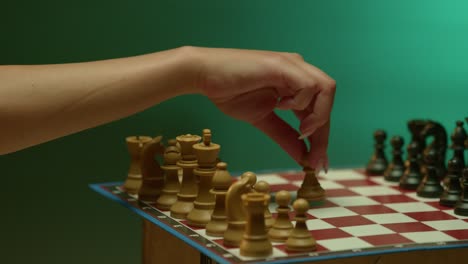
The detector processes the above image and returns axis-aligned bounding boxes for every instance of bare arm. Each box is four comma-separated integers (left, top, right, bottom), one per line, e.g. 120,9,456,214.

0,47,199,155
0,46,335,170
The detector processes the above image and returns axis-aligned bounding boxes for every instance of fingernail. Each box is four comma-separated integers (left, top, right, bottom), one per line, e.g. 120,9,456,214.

323,158,329,174
316,159,325,175
298,131,313,140
298,127,317,140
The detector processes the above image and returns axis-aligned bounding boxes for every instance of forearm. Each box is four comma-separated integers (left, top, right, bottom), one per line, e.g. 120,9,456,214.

0,47,200,155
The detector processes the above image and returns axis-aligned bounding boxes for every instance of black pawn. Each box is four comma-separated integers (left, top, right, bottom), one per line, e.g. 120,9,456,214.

450,120,466,167
399,142,423,190
465,117,468,149
366,130,388,176
417,148,443,198
440,158,463,207
454,168,468,216
407,119,427,166
384,136,405,182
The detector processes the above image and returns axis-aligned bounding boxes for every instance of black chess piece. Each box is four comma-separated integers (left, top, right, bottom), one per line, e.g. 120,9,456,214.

417,148,444,198
450,120,467,168
440,158,463,207
384,136,405,182
400,142,423,190
407,119,428,166
454,168,468,216
366,130,388,176
420,121,448,180
465,117,468,149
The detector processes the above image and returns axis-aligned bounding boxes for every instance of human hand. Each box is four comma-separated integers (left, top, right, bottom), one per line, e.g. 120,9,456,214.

193,47,336,170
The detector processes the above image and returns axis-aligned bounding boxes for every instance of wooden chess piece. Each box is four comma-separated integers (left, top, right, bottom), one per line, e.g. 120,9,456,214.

454,168,468,216
408,119,428,168
417,148,444,198
253,181,274,231
268,190,293,242
465,117,468,149
239,192,273,257
399,142,423,190
138,136,166,202
421,120,448,180
440,158,463,207
223,171,257,247
206,162,233,237
384,136,405,182
366,130,388,175
439,121,466,205
123,136,153,194
450,121,466,168
285,198,316,252
297,167,325,203
187,129,220,227
170,134,201,219
155,139,181,210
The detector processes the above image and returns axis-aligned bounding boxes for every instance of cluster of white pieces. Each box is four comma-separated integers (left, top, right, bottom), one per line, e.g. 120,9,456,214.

122,129,320,257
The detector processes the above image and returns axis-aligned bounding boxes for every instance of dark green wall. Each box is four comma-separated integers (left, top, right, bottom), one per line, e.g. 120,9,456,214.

1,1,467,263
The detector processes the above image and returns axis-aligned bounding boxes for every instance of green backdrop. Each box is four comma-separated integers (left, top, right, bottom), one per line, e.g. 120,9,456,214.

1,1,466,263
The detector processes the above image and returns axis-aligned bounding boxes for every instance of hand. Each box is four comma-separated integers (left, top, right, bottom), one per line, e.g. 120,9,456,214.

193,47,336,170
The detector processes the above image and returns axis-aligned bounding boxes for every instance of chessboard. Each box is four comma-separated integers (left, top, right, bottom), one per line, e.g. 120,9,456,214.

90,168,468,264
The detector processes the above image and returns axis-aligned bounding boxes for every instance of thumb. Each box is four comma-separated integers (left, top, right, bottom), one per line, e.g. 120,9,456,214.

306,120,330,172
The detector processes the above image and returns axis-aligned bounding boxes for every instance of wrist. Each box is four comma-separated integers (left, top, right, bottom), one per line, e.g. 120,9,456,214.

134,46,203,100
169,46,204,95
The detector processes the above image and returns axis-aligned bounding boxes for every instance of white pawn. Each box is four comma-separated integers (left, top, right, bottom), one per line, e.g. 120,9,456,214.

286,198,316,252
268,190,293,242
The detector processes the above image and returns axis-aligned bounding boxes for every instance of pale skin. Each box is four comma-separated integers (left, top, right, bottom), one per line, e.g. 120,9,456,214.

0,46,336,170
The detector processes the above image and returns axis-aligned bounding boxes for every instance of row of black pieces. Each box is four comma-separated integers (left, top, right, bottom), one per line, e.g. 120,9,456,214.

366,119,468,216
367,120,466,179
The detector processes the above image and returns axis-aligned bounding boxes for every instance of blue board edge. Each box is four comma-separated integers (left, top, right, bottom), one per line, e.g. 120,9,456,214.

89,167,468,263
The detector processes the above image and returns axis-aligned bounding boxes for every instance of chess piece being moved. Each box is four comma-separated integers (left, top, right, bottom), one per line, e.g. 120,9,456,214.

170,134,201,219
450,121,466,167
224,171,257,247
286,198,316,252
187,129,220,227
239,192,273,257
206,162,233,237
400,142,423,190
253,181,274,230
123,136,153,194
417,148,443,198
155,139,181,210
297,167,325,203
454,168,468,216
440,158,463,207
268,190,293,242
421,121,448,180
384,136,405,182
366,130,388,175
138,136,166,202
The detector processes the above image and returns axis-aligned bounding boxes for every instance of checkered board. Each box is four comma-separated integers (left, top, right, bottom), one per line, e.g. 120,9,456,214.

90,169,468,263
